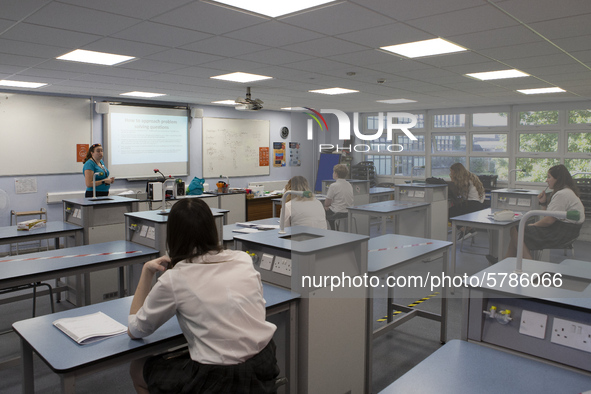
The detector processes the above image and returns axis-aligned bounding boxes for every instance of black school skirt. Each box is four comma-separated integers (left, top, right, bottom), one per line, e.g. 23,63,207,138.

143,340,280,394
524,221,582,251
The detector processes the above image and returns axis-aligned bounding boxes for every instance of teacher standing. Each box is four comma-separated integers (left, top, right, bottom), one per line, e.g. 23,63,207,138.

83,143,115,197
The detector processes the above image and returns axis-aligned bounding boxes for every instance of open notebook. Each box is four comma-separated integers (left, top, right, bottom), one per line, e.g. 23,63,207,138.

53,311,127,345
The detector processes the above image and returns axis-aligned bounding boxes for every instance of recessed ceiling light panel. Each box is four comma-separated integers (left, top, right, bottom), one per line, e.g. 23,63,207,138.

517,87,566,94
376,98,417,104
210,72,272,83
57,49,135,66
209,0,336,18
380,38,467,58
0,80,47,88
466,69,529,80
309,87,359,95
120,91,166,98
212,100,238,105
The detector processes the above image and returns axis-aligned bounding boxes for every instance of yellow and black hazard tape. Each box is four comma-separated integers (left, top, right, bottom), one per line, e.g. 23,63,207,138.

376,292,440,322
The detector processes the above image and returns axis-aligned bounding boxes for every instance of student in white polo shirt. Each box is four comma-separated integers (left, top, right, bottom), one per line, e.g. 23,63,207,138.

324,164,354,230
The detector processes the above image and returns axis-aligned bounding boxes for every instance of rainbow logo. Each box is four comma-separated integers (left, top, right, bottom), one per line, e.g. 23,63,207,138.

304,107,328,132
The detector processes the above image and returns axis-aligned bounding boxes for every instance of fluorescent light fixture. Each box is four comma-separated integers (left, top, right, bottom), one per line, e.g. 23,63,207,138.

120,91,166,98
0,80,47,88
376,98,417,104
281,107,307,111
212,100,238,105
57,49,135,66
466,69,529,80
380,38,467,58
517,87,566,95
209,0,336,18
210,72,272,83
309,87,359,95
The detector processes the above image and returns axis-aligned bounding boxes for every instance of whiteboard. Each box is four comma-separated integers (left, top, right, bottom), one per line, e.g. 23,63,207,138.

202,118,270,177
0,92,91,176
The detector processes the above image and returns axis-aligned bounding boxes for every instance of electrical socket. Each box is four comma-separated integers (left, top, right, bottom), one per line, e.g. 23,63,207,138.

272,257,291,276
260,253,274,271
551,317,591,353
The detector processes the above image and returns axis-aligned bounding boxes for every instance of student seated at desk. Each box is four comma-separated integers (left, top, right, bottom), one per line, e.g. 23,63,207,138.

448,163,485,239
127,198,279,394
324,164,354,230
283,176,327,229
488,164,585,263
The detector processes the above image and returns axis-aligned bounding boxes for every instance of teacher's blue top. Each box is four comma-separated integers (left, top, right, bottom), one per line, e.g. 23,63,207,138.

82,159,110,192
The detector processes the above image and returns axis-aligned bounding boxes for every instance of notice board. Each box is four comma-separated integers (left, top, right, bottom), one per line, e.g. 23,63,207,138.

202,118,270,177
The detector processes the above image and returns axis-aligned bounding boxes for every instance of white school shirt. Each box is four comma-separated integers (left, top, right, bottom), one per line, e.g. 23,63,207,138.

466,181,485,203
128,250,276,365
326,178,354,213
547,188,585,224
284,199,327,229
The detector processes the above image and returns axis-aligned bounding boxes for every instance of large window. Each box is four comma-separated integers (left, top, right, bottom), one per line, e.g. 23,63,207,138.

469,157,509,180
519,110,558,126
567,132,591,153
433,114,465,128
516,158,561,182
473,112,508,127
518,132,559,153
431,156,465,178
432,134,466,152
472,133,506,152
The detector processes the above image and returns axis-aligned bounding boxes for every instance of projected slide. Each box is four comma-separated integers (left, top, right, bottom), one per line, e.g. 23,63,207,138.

104,105,189,179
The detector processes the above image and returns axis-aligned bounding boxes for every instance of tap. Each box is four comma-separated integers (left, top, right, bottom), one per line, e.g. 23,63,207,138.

161,177,176,212
508,168,525,189
279,190,312,233
92,172,103,198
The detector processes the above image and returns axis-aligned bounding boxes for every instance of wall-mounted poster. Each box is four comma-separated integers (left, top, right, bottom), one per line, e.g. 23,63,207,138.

259,147,269,166
289,142,301,167
273,142,285,167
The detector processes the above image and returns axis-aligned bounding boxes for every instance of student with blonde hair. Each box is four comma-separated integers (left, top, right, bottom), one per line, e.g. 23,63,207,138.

324,164,354,230
448,163,485,240
283,176,327,229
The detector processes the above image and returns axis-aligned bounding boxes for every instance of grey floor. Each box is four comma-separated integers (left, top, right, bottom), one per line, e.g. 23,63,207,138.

1,224,589,393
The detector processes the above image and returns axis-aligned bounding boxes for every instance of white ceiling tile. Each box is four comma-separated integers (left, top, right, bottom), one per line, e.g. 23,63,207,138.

57,0,194,20
552,35,591,52
337,23,433,48
0,18,16,31
25,2,140,36
328,50,405,67
224,21,324,47
0,38,68,58
0,53,45,67
479,42,563,60
283,58,350,73
366,58,433,74
1,23,100,48
450,26,541,50
83,67,158,79
113,22,212,47
153,1,265,35
235,48,314,66
529,14,591,39
117,59,187,73
491,0,591,24
82,38,167,58
16,68,86,80
145,49,223,66
526,63,588,77
180,36,268,57
0,0,52,21
197,58,268,72
416,52,493,68
395,67,460,81
443,61,513,74
409,5,518,37
353,0,483,22
282,2,392,35
506,53,580,69
283,37,368,57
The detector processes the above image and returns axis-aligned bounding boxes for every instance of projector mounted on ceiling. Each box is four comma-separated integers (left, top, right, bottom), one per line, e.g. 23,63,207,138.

235,87,263,111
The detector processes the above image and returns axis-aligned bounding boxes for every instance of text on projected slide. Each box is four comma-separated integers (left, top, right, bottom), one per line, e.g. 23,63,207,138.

111,113,188,165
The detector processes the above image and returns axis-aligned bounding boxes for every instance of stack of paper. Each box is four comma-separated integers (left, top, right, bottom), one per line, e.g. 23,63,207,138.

17,219,46,231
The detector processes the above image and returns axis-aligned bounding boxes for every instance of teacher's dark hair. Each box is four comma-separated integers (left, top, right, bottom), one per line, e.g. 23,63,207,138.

166,198,222,267
548,164,580,197
82,143,101,164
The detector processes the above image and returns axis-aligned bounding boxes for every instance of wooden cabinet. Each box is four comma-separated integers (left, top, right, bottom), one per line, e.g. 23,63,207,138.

246,196,276,221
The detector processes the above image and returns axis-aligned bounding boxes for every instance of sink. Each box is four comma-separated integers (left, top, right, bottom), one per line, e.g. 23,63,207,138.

280,233,323,242
89,197,113,201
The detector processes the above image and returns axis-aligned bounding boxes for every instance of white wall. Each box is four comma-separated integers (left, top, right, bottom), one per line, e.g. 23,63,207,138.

0,96,315,253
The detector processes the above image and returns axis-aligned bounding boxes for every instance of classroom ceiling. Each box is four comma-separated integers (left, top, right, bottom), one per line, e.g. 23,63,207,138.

1,0,591,112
